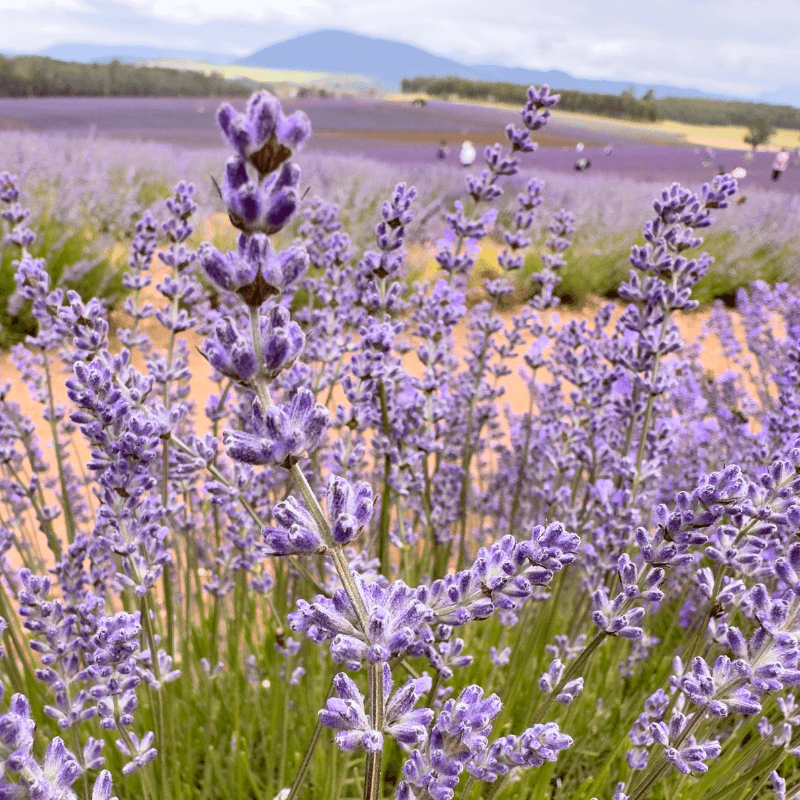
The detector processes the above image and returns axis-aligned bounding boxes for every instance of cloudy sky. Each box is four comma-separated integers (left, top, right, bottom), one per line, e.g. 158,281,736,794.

1,0,797,99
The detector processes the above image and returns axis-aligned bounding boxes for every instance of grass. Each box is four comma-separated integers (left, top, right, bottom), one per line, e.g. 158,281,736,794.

140,58,382,94
405,224,799,313
0,222,128,348
0,172,177,348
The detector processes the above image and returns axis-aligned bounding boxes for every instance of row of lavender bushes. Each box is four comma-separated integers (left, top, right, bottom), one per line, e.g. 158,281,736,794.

1,125,799,344
0,86,799,800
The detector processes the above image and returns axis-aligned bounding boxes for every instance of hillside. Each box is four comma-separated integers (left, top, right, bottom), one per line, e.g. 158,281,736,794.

235,29,719,99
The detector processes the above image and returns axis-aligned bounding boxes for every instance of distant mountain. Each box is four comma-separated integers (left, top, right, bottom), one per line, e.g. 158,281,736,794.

757,86,800,107
36,43,231,65
237,29,723,99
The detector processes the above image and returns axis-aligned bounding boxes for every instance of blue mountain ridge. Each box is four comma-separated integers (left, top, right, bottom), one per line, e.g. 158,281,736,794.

237,29,720,99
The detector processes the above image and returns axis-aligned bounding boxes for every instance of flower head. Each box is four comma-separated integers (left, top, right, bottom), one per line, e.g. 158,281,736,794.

223,389,329,468
216,91,311,176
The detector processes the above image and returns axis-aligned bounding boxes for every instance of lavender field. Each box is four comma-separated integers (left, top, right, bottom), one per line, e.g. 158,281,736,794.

0,95,796,188
0,95,798,326
1,85,800,800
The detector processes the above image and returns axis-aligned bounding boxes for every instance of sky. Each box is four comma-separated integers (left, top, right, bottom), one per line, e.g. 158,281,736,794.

1,0,798,100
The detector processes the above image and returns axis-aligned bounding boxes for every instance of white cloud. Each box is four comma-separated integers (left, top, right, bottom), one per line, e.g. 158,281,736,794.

0,0,82,7
115,0,331,24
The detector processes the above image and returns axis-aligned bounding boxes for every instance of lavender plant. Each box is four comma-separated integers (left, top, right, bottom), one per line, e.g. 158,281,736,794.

1,83,800,800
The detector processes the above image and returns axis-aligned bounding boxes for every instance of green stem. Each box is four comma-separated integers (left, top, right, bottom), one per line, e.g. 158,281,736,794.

286,699,328,800
5,461,62,561
71,727,90,800
364,664,384,800
507,388,536,534
42,351,76,544
459,776,475,800
377,381,392,578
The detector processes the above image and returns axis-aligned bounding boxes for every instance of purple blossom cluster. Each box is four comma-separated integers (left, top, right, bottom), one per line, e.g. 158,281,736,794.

394,684,572,800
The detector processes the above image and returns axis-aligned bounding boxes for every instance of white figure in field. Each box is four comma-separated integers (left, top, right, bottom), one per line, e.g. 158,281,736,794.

460,140,476,167
732,166,747,179
604,143,613,155
575,142,584,153
772,149,790,181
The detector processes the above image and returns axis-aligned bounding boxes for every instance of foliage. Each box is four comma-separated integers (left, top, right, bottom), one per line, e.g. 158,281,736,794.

402,75,800,131
743,116,776,150
402,75,659,122
0,54,254,98
656,97,800,130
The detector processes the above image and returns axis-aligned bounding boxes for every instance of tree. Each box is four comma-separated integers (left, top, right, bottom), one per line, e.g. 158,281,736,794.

743,116,775,151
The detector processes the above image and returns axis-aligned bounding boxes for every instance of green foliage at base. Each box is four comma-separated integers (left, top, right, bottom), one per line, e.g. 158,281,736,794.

507,228,800,309
0,224,127,349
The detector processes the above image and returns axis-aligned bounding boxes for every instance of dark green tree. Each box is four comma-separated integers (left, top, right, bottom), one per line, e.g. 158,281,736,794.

743,116,775,151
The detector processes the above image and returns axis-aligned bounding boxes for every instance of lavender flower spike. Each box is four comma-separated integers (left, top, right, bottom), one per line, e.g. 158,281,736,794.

198,233,309,307
318,673,384,753
216,90,311,176
320,667,433,752
218,157,302,237
262,496,323,556
223,389,329,468
326,476,374,545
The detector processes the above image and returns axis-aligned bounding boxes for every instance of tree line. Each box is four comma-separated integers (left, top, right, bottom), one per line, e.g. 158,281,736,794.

0,55,254,97
401,75,800,131
655,96,800,129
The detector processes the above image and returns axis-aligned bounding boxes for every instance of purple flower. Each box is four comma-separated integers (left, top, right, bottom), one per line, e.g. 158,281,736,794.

468,723,573,780
680,655,761,717
92,612,142,667
320,667,433,753
325,476,374,546
318,673,383,753
91,770,118,800
418,525,579,629
261,306,306,380
262,496,323,556
289,580,434,668
0,172,35,247
6,735,83,799
649,712,721,774
383,667,434,748
216,91,311,176
223,389,329,468
198,234,309,306
203,315,259,383
115,730,157,776
218,157,302,236
0,694,36,766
